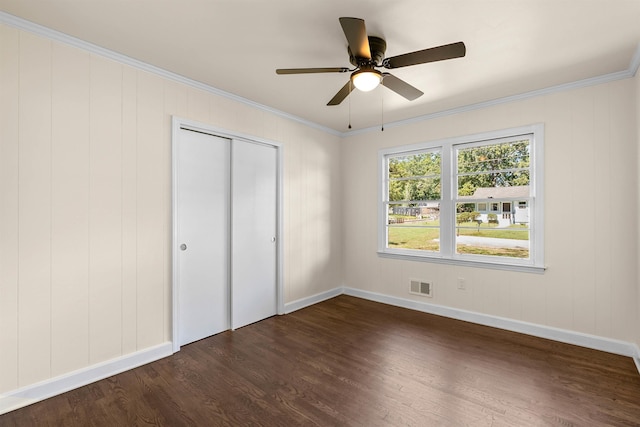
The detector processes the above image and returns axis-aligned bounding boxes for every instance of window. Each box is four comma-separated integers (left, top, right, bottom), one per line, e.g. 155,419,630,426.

386,150,441,251
379,124,544,272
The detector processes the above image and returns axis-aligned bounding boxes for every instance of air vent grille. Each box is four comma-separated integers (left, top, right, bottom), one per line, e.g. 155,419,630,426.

410,279,433,297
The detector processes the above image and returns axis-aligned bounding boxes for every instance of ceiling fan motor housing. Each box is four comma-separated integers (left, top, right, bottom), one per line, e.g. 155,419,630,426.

349,36,387,67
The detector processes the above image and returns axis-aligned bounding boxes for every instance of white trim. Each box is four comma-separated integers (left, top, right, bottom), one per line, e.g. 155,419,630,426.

171,119,181,353
284,287,343,314
377,250,546,274
0,12,341,138
0,342,172,415
2,12,639,138
343,287,639,360
276,143,286,316
173,117,285,150
171,117,284,353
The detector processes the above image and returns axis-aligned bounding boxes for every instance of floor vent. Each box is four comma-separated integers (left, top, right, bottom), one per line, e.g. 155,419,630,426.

410,279,433,297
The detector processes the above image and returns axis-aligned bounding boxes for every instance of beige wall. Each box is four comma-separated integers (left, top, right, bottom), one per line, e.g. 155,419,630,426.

0,25,342,393
342,78,638,345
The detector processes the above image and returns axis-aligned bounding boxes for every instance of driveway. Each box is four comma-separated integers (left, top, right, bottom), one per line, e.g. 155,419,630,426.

455,235,529,249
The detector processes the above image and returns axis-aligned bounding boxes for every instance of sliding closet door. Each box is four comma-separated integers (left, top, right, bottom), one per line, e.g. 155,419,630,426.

231,140,278,329
176,129,230,346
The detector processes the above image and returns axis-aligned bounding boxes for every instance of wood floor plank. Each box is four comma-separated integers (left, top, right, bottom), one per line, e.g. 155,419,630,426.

2,295,640,426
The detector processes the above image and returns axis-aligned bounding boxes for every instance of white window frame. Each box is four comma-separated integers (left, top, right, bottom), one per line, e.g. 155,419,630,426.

378,124,545,273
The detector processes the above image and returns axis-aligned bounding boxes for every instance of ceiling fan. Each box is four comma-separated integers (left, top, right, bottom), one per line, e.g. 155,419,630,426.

276,17,466,106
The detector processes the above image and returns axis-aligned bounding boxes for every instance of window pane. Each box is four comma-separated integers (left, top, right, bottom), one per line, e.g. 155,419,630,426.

456,139,530,197
389,177,441,201
457,140,529,174
389,152,441,179
455,203,529,259
387,202,440,251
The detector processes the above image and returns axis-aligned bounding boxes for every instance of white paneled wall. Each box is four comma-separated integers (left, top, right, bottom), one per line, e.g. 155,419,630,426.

0,24,342,393
17,30,53,389
0,22,20,393
283,122,343,303
50,42,90,378
342,78,638,345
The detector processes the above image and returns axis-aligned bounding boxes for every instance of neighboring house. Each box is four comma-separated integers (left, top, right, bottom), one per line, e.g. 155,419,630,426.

391,201,440,218
460,185,530,226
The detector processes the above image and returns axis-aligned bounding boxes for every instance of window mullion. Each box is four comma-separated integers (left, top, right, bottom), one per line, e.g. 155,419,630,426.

440,145,454,257
378,154,389,251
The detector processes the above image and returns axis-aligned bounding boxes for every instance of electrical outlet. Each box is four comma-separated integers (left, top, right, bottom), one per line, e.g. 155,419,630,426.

457,277,466,290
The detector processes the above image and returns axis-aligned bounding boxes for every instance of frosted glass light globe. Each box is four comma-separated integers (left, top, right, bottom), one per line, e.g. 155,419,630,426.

352,69,382,92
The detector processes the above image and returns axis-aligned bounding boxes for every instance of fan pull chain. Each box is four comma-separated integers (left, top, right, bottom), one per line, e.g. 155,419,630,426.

381,80,385,132
348,80,352,129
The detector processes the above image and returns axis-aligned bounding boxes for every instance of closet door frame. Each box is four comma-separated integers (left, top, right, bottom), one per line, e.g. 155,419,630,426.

171,116,284,353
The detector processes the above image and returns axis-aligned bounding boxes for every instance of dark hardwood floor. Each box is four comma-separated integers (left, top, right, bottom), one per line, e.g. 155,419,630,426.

3,295,640,426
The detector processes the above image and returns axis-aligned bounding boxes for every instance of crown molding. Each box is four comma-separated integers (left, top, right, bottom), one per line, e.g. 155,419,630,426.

2,12,638,139
0,12,342,137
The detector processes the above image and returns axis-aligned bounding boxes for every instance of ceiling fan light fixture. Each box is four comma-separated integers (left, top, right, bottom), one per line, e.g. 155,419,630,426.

351,68,382,92
276,17,463,106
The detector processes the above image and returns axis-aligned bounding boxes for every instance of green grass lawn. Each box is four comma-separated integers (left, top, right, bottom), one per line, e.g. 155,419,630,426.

388,221,530,258
456,223,529,240
388,226,440,251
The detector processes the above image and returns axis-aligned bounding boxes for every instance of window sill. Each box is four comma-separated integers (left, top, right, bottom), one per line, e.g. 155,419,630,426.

377,250,546,274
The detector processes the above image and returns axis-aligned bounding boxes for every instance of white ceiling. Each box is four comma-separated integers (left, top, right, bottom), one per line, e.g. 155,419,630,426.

2,0,640,132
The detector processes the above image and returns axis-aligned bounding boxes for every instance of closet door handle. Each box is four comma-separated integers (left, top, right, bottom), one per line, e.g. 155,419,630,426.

180,243,187,251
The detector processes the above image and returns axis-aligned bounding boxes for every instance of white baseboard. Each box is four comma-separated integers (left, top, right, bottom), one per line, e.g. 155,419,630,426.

0,342,172,415
633,344,640,374
343,287,640,363
284,287,343,314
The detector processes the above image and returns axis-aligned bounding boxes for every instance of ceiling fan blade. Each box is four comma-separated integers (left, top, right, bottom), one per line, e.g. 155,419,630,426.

382,73,423,101
276,67,349,74
327,81,354,106
339,17,371,60
384,41,466,69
